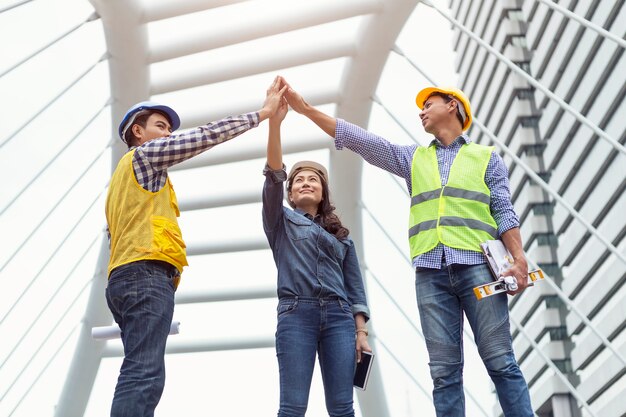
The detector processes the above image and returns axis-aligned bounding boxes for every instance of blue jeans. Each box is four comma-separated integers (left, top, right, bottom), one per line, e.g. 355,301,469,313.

105,260,177,417
415,262,533,417
275,297,356,417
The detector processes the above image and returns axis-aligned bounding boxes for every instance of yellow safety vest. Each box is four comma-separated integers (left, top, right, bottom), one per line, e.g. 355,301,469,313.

409,143,498,258
106,150,188,285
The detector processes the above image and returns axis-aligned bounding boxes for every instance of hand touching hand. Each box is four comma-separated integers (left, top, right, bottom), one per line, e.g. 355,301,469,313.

280,78,338,138
284,83,309,114
270,97,288,125
260,76,288,121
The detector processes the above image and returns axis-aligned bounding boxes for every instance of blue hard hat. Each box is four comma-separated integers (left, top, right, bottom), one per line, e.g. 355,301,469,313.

118,101,181,142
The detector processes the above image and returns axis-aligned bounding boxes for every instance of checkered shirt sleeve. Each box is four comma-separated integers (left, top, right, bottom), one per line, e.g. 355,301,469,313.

485,151,520,235
335,118,417,193
132,112,260,192
334,118,520,269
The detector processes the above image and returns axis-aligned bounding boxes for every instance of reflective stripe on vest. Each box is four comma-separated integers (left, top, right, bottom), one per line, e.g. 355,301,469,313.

408,143,498,258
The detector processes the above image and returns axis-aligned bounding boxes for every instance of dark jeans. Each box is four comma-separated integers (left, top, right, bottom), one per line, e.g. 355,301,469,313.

105,260,177,417
415,262,533,417
275,297,357,417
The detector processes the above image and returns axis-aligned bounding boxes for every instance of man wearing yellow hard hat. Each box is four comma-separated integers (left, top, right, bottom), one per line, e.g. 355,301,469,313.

283,82,534,417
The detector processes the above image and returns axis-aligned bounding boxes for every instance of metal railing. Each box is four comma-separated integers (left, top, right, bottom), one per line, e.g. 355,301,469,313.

420,0,626,157
0,12,99,79
0,0,36,14
0,128,113,275
392,45,625,265
374,60,626,367
1,99,111,216
0,53,108,149
536,0,625,49
365,266,492,416
0,236,100,402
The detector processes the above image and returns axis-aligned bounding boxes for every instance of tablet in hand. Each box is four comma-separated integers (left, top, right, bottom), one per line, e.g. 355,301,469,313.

353,351,374,390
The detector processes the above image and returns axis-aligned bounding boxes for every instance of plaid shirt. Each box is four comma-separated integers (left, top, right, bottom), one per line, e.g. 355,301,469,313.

130,112,260,192
335,119,519,269
106,112,260,245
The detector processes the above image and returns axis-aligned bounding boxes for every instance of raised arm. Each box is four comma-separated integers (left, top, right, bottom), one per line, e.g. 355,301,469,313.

267,83,288,170
284,84,337,138
138,75,288,172
284,81,416,189
262,84,289,242
260,75,289,123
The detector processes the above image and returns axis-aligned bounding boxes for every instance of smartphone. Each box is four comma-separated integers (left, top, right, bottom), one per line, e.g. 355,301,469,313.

353,351,374,390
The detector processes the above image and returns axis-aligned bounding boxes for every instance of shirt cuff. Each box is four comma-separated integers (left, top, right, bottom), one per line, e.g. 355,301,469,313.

351,304,370,322
250,111,261,127
497,220,520,236
334,118,347,150
263,163,287,183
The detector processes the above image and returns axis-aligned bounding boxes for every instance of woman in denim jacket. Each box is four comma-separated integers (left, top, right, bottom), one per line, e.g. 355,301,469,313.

262,81,371,417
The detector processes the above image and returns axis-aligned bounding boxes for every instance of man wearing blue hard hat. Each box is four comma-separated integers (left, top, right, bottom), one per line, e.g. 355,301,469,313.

105,76,287,417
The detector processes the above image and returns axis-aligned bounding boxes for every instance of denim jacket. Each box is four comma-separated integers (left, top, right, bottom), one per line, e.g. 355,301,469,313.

262,166,370,320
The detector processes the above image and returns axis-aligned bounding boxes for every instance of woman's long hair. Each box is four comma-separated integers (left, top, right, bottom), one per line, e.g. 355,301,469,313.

287,172,349,240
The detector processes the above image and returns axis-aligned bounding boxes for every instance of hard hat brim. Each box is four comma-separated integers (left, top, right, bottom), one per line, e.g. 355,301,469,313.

288,161,329,183
118,101,181,141
415,86,472,131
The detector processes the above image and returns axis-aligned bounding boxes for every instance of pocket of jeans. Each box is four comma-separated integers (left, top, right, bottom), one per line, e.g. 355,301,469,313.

107,267,138,310
277,300,298,317
108,265,137,286
339,301,353,317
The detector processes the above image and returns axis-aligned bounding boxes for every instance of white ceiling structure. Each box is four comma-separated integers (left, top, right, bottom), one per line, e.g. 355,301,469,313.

0,0,505,416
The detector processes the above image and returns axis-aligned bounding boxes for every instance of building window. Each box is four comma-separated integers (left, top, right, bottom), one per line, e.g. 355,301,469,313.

508,9,525,22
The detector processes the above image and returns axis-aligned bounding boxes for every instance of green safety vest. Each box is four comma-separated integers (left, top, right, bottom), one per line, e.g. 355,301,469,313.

408,142,498,258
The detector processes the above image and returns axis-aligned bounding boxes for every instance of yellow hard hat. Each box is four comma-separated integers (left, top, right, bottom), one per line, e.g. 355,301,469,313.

415,86,472,131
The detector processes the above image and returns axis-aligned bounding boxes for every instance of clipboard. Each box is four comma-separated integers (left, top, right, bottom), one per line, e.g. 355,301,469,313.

473,240,545,300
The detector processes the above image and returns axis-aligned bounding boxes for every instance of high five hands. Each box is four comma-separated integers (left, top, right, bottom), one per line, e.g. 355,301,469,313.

260,75,311,122
262,76,337,138
270,78,289,126
260,76,289,121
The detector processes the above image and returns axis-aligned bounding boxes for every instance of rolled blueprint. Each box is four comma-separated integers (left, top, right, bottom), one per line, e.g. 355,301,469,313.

92,321,180,340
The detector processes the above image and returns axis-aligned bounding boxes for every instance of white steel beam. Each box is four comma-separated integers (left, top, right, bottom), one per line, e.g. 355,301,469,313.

178,189,260,211
139,0,249,23
90,0,151,160
180,85,340,129
148,0,383,63
398,42,626,272
152,37,356,95
103,336,276,357
175,285,276,304
55,240,113,417
171,133,331,171
421,0,626,157
186,237,269,256
56,1,152,415
332,1,419,416
537,0,626,49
